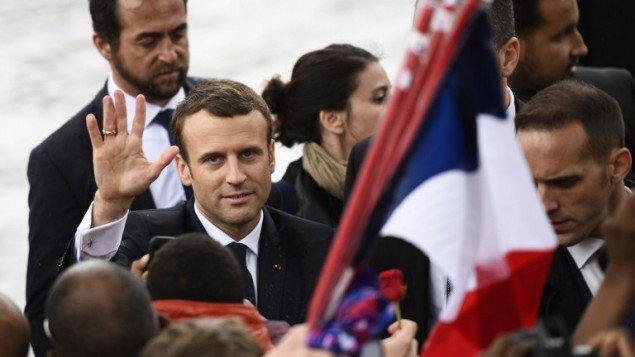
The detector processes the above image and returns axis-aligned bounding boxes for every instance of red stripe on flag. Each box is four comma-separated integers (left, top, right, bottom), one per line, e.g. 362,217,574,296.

421,250,554,357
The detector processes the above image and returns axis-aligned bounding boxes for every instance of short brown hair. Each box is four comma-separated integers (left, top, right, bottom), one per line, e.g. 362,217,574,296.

140,318,262,357
172,79,273,162
515,79,625,161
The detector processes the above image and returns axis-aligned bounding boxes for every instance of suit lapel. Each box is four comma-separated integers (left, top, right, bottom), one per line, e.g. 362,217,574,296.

256,208,286,320
184,198,207,233
541,246,592,332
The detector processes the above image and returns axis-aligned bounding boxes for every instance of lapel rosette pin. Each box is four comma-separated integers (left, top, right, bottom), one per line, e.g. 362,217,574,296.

378,269,406,328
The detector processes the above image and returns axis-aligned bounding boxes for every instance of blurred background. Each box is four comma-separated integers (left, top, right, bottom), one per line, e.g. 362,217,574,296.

0,0,415,312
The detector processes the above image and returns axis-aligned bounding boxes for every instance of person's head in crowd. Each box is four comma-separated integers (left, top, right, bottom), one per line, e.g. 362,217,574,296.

89,0,190,105
45,261,158,357
147,232,244,302
147,233,276,352
262,44,390,166
515,80,632,247
485,0,520,108
171,79,275,239
140,318,262,357
0,292,30,357
509,0,588,101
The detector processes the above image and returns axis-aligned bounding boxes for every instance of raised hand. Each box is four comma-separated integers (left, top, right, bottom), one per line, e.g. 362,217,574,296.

86,90,179,226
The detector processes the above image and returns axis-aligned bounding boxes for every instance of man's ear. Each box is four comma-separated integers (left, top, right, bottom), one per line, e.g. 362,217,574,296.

498,36,520,78
268,139,276,174
609,147,632,183
93,33,113,61
319,109,345,135
176,154,192,186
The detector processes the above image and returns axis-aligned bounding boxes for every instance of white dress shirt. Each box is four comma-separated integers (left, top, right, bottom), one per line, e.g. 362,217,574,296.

567,238,605,296
505,86,517,121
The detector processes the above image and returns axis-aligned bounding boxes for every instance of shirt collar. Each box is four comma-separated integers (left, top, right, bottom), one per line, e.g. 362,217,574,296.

567,238,604,269
106,72,186,133
193,202,262,257
505,86,516,120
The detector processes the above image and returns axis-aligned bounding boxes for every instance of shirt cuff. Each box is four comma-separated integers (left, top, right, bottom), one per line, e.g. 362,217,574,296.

74,201,128,261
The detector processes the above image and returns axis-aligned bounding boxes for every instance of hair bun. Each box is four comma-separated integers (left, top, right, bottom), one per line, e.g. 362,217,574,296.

261,76,286,115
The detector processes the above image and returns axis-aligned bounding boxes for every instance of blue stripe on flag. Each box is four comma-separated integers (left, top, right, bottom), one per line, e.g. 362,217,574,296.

384,12,506,220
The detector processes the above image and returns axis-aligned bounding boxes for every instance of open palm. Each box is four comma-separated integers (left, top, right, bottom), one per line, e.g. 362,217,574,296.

86,90,179,224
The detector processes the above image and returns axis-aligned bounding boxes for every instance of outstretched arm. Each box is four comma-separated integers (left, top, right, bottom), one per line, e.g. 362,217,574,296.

85,90,179,227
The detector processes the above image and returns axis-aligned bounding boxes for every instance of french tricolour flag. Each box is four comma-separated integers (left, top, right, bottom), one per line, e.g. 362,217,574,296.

308,1,556,355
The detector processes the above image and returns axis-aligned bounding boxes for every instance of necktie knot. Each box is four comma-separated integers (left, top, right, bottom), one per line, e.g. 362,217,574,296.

227,242,248,260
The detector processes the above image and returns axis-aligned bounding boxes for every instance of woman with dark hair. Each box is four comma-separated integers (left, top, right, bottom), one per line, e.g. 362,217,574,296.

262,44,390,227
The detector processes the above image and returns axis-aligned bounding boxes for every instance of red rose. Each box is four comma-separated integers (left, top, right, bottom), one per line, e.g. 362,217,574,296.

378,269,406,302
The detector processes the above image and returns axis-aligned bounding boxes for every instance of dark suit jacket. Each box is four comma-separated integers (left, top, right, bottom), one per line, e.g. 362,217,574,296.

539,246,592,336
114,200,333,325
577,0,635,77
26,78,201,356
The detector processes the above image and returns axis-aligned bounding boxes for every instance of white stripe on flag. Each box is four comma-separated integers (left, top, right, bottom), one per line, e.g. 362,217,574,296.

380,113,556,322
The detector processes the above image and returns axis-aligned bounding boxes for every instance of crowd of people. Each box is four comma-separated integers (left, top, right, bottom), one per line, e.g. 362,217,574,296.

2,0,634,356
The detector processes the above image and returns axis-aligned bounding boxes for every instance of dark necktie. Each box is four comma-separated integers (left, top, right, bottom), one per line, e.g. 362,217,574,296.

153,109,192,199
153,109,175,145
227,242,257,305
597,246,607,271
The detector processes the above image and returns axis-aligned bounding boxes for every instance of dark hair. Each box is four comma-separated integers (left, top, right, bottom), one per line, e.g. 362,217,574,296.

486,0,516,49
46,261,158,357
172,79,273,162
89,0,188,50
146,233,244,303
512,0,541,37
140,318,262,357
515,79,625,161
0,293,29,357
261,44,379,147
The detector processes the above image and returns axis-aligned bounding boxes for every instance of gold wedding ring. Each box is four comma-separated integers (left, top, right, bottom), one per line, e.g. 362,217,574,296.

102,129,117,136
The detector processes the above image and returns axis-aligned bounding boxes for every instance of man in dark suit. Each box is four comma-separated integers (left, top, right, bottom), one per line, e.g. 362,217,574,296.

75,79,333,325
515,80,632,334
511,0,635,180
26,0,196,354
